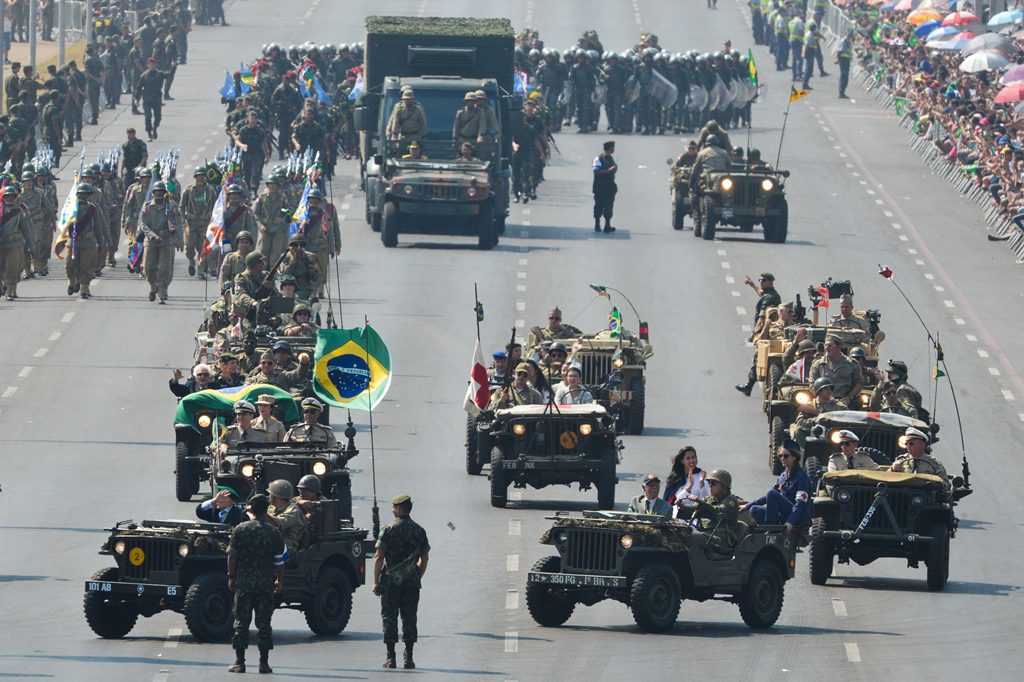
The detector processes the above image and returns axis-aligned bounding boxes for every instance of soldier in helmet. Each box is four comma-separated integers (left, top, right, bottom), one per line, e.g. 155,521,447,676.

222,184,259,246
121,166,152,240
810,334,864,407
294,187,340,298
253,175,291,266
0,185,34,301
870,359,924,418
281,235,321,301
18,171,53,280
233,250,274,314
253,394,285,442
139,180,183,304
743,439,813,532
592,140,618,232
293,474,324,524
63,183,109,300
181,166,218,278
284,397,337,446
452,91,487,145
791,376,839,449
385,88,428,144
686,470,743,552
689,133,731,194
266,478,307,559
372,493,430,670
282,302,319,336
219,230,255,286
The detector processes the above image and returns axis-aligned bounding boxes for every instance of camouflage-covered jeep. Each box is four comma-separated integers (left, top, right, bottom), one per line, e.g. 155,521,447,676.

526,511,798,632
567,332,652,435
693,168,790,242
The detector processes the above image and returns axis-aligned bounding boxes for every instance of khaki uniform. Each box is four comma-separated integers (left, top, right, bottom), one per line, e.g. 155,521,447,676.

0,203,34,296
890,453,948,481
295,204,340,296
253,415,285,442
386,101,428,141
488,384,543,410
139,199,184,299
19,187,53,275
244,363,310,391
253,190,290,266
223,423,269,449
281,247,320,299
269,500,307,556
36,180,59,271
452,105,486,143
121,182,148,236
829,313,870,333
222,202,259,244
810,355,863,404
284,422,338,447
827,449,880,472
233,269,272,313
219,250,250,286
64,201,109,295
181,182,218,273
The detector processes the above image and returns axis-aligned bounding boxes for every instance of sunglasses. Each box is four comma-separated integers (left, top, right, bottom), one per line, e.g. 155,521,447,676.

302,409,319,414
780,452,794,459
549,352,565,358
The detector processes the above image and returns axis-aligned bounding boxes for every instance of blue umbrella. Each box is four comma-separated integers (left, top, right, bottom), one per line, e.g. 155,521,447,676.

988,9,1024,30
926,26,959,42
915,20,942,37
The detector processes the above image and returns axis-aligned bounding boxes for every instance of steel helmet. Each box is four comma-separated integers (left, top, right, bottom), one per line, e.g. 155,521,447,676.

849,346,867,359
812,377,835,393
297,474,322,494
705,134,720,147
706,469,732,489
887,359,908,376
267,479,294,499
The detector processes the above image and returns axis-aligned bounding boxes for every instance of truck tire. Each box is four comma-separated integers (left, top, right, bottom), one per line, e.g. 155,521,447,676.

765,199,788,243
597,449,616,510
738,558,785,629
693,205,703,238
84,567,138,639
478,202,497,250
466,414,482,475
769,416,785,475
626,378,645,435
183,573,233,642
808,518,834,586
926,522,950,591
672,198,684,230
496,214,506,235
304,567,354,635
629,564,681,633
765,364,783,408
371,210,382,233
490,447,508,508
702,196,716,240
525,556,576,627
804,455,821,488
381,202,398,248
175,441,196,502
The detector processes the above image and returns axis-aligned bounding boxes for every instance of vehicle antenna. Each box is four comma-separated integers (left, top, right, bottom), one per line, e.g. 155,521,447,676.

362,315,381,539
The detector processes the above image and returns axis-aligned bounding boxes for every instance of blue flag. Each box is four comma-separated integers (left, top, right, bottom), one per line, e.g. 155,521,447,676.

288,181,312,239
312,75,332,105
218,71,235,100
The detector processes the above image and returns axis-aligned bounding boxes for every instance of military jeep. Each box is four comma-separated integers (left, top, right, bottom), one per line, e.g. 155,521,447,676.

692,168,790,242
568,333,652,435
83,503,373,641
809,469,971,591
525,511,798,632
483,404,620,509
766,382,814,475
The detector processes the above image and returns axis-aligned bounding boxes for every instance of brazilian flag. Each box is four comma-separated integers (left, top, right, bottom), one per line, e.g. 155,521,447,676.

313,326,392,411
174,384,300,430
747,48,758,87
608,307,623,338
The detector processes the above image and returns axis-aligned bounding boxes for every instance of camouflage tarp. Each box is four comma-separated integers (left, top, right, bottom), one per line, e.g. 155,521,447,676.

539,516,694,553
821,469,945,490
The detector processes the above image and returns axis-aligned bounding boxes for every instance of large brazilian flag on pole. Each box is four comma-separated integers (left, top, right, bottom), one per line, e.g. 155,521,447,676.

312,325,392,410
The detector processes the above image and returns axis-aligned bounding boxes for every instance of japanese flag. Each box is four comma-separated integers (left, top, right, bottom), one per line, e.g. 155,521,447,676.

463,339,490,416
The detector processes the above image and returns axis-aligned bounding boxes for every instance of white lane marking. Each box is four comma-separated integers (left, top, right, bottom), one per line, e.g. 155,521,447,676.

978,349,989,358
163,627,182,648
845,643,861,663
515,319,525,329
736,306,747,316
34,348,49,358
874,199,884,205
731,291,741,297
953,318,966,325
516,271,526,279
509,488,522,502
966,334,978,342
505,590,519,610
866,189,875,195
504,631,519,653
914,259,925,266
907,248,918,254
716,249,727,256
340,203,350,211
823,126,831,132
832,599,848,617
725,275,735,284
934,286,945,292
892,223,902,229
18,366,33,378
2,386,18,398
196,146,206,153
508,519,521,536
923,273,934,280
858,180,868,185
943,300,955,308
989,367,1002,376
839,152,848,158
515,300,526,312
1019,414,1024,422
49,331,62,341
1002,389,1015,401
833,145,842,150
506,554,519,572
153,673,170,682
721,261,731,269
61,312,75,323
852,171,861,177
516,284,527,292
883,211,894,218
845,163,855,168
518,258,528,266
898,235,909,241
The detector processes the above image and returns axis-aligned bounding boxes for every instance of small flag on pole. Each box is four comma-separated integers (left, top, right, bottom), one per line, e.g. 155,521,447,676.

608,307,622,337
748,48,758,86
463,340,491,416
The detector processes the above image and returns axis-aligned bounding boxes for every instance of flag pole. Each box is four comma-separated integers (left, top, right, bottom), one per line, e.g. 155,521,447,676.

775,86,796,170
362,314,380,540
473,282,481,343
328,172,344,329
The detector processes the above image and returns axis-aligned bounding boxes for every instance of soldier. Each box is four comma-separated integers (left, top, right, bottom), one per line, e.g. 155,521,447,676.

291,107,326,159
827,431,879,471
689,134,730,203
121,128,148,185
253,176,290,267
810,334,864,407
452,91,486,145
33,167,59,275
222,184,259,245
122,166,151,240
284,397,337,446
512,99,545,203
181,167,218,278
836,29,854,99
295,188,339,297
736,301,796,396
271,72,303,160
244,351,311,391
889,428,948,481
385,88,428,143
266,479,307,559
870,359,924,418
280,236,320,300
219,230,255,287
791,376,839,449
253,394,285,442
226,493,284,674
686,469,743,552
743,440,813,532
127,37,146,114
529,307,582,348
782,338,818,384
829,293,869,333
64,183,109,300
219,401,269,453
233,110,270,190
102,36,123,108
18,172,52,280
0,186,33,301
372,493,430,670
133,57,169,140
488,363,543,409
65,61,87,144
234,250,274,313
4,62,21,104
83,44,105,125
282,302,319,336
627,474,673,516
592,140,618,233
139,181,183,304
474,90,498,140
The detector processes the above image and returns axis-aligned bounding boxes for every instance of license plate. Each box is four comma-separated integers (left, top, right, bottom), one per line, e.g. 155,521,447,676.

527,572,626,589
503,460,535,469
721,208,734,219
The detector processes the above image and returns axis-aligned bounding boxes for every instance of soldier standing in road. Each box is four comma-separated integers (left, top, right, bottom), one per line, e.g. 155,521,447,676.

18,172,52,280
253,176,290,267
373,494,431,670
84,44,105,125
134,57,169,140
121,128,148,185
592,140,618,233
139,181,184,304
233,110,270,191
836,29,853,99
64,184,109,300
181,167,218,278
227,493,284,674
0,186,33,301
222,184,259,245
121,166,151,242
296,187,339,298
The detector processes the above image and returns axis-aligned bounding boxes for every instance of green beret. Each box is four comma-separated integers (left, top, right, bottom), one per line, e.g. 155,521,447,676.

391,494,411,505
216,485,240,501
760,272,775,281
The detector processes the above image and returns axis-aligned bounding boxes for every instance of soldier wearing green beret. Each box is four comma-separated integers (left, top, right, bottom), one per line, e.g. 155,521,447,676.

373,494,430,670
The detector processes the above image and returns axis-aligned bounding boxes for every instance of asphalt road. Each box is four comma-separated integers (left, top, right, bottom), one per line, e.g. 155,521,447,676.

1,0,1023,679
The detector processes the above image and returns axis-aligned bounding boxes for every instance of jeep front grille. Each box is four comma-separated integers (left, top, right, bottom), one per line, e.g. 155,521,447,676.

576,353,612,387
856,429,902,458
427,184,459,200
723,177,760,207
564,529,619,573
846,487,912,533
516,419,586,456
122,538,177,581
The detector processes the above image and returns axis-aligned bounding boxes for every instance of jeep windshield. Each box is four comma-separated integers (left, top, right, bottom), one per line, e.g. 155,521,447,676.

383,88,498,139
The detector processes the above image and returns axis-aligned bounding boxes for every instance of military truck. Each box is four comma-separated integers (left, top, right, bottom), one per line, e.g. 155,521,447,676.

525,511,798,632
483,404,620,509
355,16,518,249
83,503,372,641
809,468,971,591
692,167,790,242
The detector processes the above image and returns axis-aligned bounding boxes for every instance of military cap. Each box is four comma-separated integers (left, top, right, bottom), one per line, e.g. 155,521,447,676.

279,273,297,285
147,56,157,63
271,340,291,352
255,394,276,406
797,339,816,354
233,399,256,414
839,293,853,305
464,91,476,101
391,494,412,505
2,186,18,196
236,230,254,243
245,250,265,267
837,429,859,443
548,305,563,317
401,88,415,99
887,359,908,375
220,352,239,362
493,351,506,359
779,301,794,311
641,473,661,485
706,469,732,489
514,362,530,373
126,127,136,134
905,427,928,442
260,351,275,362
267,479,294,499
301,397,324,411
76,183,95,194
308,187,323,199
216,485,241,501
293,302,311,315
759,272,775,281
825,334,844,346
474,89,487,99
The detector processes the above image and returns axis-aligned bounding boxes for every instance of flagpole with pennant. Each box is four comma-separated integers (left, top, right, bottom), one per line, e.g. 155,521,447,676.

776,86,807,169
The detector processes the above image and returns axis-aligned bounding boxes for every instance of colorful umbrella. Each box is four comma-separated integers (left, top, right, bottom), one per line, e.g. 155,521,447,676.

994,82,1024,103
959,48,1010,72
942,11,979,27
914,19,942,36
988,9,1024,30
963,33,1020,56
1002,64,1024,84
928,37,971,50
909,8,943,24
926,25,959,41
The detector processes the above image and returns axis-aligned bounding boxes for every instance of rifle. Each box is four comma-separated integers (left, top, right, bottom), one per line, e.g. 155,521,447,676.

499,326,517,404
546,131,561,156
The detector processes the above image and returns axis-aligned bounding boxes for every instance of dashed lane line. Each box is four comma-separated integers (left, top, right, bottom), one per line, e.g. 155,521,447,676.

978,349,989,358
505,590,519,610
2,386,18,398
954,318,966,325
966,334,978,342
61,312,75,323
508,519,521,536
831,598,847,617
18,366,32,378
48,331,62,341
33,348,49,358
989,367,1002,376
506,554,519,572
736,306,747,316
504,632,519,653
845,643,861,663
725,276,735,284
163,627,182,649
1002,389,1015,401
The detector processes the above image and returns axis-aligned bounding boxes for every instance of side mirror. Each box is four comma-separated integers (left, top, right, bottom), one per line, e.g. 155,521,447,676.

353,93,380,132
780,170,791,178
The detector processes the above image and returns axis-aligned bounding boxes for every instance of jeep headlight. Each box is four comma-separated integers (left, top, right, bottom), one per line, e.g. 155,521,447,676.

512,423,527,436
555,531,568,544
114,540,126,555
829,430,843,445
837,489,851,503
197,414,212,429
761,178,774,192
178,543,190,558
859,393,870,407
720,177,734,191
312,460,328,476
898,435,909,449
579,423,593,436
466,187,477,198
620,534,633,549
910,494,925,507
794,390,812,405
402,184,413,195
240,463,255,478
612,357,625,369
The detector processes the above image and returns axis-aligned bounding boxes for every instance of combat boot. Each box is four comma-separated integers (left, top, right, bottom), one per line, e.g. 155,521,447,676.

403,644,416,669
735,381,754,396
228,648,245,673
383,643,397,669
258,647,272,674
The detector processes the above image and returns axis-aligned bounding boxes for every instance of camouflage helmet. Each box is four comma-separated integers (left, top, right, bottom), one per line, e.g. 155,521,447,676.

706,469,732,490
293,302,311,315
297,474,322,494
812,377,834,393
267,479,294,499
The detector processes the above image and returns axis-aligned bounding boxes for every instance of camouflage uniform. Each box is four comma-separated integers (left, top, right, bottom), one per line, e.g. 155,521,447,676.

139,198,184,300
268,500,306,557
227,518,285,651
693,493,742,553
253,189,290,266
181,181,218,274
295,204,340,296
18,186,51,276
377,516,430,644
0,203,34,297
64,199,109,297
280,247,321,300
809,355,863,405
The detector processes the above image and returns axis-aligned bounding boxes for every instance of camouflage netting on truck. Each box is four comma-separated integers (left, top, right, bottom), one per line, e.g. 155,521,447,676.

104,526,231,555
366,16,514,37
539,516,695,553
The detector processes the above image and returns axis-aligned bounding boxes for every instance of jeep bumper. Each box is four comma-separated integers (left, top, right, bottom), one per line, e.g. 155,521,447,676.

527,571,627,589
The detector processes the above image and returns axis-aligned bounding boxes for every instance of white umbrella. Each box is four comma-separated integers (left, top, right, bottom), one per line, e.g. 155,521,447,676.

959,49,1010,72
988,9,1023,30
963,33,1021,56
